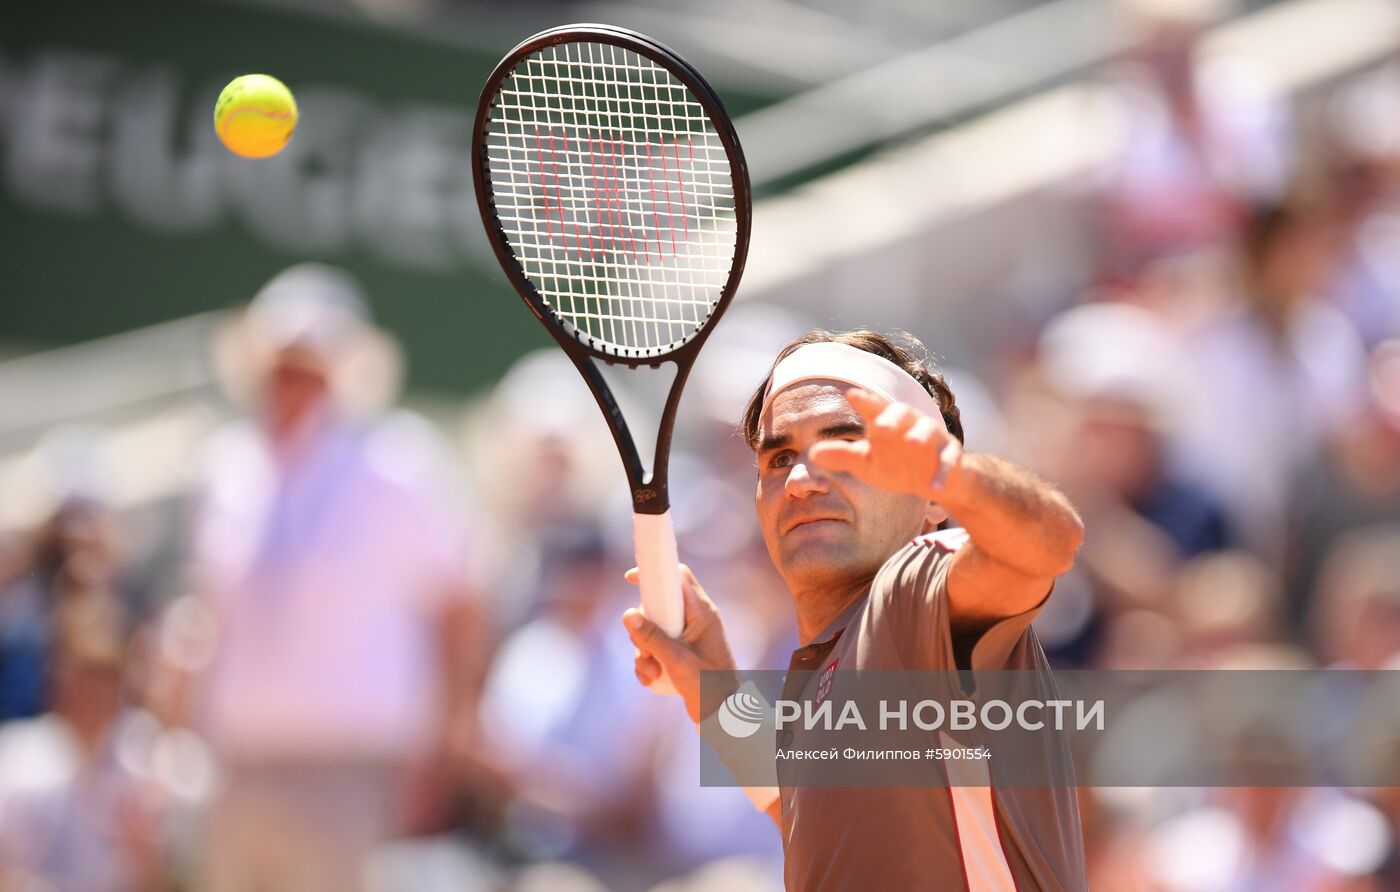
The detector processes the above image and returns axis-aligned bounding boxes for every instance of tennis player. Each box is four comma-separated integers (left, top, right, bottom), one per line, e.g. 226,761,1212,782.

623,330,1088,891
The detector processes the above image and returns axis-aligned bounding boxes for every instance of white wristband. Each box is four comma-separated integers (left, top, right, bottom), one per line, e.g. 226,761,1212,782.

693,719,781,813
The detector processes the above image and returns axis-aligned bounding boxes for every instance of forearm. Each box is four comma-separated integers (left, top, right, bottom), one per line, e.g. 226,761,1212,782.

940,453,1084,579
438,597,490,742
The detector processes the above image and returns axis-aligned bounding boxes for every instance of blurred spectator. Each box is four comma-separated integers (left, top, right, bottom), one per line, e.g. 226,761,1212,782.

1175,199,1367,558
1042,303,1230,556
1312,524,1400,671
0,427,124,725
1111,643,1394,890
0,497,118,723
0,594,167,892
1030,302,1230,662
1323,64,1400,348
472,350,628,631
1373,785,1400,889
1289,341,1400,635
1145,786,1391,892
1172,550,1280,662
1098,0,1290,278
475,528,671,883
186,264,487,892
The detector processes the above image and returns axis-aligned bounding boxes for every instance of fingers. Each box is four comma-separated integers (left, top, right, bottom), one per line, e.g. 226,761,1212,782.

849,388,927,439
844,387,888,421
673,565,716,639
628,563,711,613
906,414,946,448
874,403,920,438
678,563,718,611
622,607,687,666
634,650,662,687
808,438,871,474
626,564,714,644
630,563,701,591
929,437,965,495
678,564,703,614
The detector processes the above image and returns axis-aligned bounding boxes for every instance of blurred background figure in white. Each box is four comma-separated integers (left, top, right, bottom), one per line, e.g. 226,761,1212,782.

1031,302,1232,664
0,429,124,726
0,588,168,892
1097,0,1291,280
186,264,487,892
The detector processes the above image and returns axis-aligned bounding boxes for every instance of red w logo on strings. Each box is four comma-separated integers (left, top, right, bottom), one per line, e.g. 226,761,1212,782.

532,129,695,263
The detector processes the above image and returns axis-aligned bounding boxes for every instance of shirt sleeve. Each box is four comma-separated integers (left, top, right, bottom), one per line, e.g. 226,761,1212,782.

873,528,1047,672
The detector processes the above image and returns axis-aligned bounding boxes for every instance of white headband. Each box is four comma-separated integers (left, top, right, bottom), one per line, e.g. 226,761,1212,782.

759,341,947,432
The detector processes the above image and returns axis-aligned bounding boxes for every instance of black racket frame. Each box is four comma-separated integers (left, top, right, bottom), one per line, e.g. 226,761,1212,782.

472,24,752,515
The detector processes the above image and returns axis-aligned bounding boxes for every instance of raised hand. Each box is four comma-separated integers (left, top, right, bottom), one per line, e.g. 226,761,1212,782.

807,387,964,500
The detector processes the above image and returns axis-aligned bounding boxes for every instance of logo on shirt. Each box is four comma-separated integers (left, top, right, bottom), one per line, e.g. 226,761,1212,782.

816,659,839,705
718,683,769,739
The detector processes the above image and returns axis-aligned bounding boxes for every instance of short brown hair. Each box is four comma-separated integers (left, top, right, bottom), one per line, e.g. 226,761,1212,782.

739,330,965,450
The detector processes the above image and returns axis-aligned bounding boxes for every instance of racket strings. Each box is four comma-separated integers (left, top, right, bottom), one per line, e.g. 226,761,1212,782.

485,40,738,354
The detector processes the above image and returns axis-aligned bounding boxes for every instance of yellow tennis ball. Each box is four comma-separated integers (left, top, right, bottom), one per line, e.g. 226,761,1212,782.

214,74,298,159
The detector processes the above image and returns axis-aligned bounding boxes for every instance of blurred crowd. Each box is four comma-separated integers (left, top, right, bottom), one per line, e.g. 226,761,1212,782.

3,8,1400,892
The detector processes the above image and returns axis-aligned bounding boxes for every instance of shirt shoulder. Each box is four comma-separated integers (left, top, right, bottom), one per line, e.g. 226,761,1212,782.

860,529,968,670
362,410,469,501
194,420,275,526
197,420,264,483
872,528,969,600
911,527,970,553
871,527,1049,672
360,412,483,596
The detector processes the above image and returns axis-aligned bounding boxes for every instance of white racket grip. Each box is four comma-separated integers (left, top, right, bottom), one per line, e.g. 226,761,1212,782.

633,510,683,696
633,510,684,637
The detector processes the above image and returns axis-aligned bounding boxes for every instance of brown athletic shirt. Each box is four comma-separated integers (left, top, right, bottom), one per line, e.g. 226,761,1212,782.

778,528,1087,892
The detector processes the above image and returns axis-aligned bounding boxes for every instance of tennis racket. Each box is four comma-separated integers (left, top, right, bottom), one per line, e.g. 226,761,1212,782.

471,24,751,691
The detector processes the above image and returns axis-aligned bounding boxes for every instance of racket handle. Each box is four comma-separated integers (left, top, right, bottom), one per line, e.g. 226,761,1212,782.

633,510,683,696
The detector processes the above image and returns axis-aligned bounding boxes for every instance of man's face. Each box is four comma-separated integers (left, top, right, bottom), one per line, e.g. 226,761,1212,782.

754,381,931,595
263,345,330,432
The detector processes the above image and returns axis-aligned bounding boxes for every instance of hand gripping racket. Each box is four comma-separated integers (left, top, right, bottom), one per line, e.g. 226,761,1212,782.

472,25,751,691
